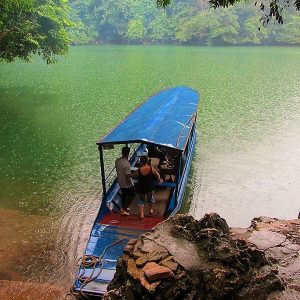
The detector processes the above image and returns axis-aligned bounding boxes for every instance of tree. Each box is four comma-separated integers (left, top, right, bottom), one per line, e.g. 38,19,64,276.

176,9,240,45
156,0,300,25
67,0,98,45
148,12,176,42
126,19,145,42
66,0,300,46
275,14,300,43
91,0,132,43
0,0,71,64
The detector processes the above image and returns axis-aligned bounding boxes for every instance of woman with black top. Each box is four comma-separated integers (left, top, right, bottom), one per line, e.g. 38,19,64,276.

133,155,162,219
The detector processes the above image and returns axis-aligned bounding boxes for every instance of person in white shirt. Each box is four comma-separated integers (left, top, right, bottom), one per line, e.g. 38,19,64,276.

115,146,135,215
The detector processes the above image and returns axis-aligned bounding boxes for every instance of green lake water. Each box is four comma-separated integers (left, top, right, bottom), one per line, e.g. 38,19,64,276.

1,45,300,286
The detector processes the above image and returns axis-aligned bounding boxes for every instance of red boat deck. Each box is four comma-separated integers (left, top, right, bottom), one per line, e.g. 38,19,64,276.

99,184,172,230
100,213,164,230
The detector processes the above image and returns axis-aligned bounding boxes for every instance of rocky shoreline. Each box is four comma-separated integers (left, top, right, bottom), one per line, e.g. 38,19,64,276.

104,213,300,300
1,212,299,299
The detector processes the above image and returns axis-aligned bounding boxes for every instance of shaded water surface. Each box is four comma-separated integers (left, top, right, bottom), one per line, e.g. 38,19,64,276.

0,46,300,289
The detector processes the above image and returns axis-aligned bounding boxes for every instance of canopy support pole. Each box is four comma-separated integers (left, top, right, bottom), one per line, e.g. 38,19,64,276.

98,144,107,201
175,155,181,206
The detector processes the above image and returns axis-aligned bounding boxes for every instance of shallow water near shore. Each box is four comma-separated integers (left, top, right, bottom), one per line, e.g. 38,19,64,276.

1,45,300,292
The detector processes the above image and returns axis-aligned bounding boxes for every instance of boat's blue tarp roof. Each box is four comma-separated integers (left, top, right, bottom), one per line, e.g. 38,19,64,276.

97,86,200,150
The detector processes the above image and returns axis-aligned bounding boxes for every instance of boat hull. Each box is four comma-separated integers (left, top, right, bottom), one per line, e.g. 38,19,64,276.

73,132,196,297
73,86,200,297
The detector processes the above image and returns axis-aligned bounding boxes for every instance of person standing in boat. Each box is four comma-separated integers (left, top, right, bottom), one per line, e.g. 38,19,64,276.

133,155,162,219
115,146,135,216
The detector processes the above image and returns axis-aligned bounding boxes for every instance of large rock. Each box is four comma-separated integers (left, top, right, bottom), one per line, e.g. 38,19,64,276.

142,262,175,282
103,214,300,300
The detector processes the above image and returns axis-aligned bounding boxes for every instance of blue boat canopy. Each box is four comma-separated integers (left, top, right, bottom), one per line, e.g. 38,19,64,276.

97,86,200,151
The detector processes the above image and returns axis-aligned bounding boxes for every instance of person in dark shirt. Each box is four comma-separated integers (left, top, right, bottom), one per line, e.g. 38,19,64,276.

148,144,167,163
132,156,162,219
159,149,183,182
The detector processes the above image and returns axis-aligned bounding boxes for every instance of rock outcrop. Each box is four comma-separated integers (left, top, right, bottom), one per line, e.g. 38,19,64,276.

103,213,300,300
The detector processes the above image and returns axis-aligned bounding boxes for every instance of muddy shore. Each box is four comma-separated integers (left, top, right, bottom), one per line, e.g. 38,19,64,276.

0,209,77,300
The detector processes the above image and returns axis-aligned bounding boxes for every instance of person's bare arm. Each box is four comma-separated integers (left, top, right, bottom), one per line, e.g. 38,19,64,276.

152,167,162,182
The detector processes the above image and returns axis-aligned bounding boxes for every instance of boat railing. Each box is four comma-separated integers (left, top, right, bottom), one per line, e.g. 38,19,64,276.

105,168,117,187
176,114,196,148
175,123,196,207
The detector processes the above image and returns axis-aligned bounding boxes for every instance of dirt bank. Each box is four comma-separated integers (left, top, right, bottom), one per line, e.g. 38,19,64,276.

0,209,73,299
0,280,70,300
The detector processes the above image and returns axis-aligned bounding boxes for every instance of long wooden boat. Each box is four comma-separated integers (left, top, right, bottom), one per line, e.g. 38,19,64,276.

72,86,200,297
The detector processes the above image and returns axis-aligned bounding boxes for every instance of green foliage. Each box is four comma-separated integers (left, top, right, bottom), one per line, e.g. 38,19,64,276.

275,15,300,44
2,0,299,61
159,0,300,25
67,0,98,44
175,9,239,45
0,0,71,63
66,0,300,46
148,11,175,42
127,19,145,42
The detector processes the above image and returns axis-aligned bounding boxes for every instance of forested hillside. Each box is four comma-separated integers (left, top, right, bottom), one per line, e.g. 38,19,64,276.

68,0,300,45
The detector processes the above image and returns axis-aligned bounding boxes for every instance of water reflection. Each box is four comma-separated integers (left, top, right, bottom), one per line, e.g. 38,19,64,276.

191,96,300,227
0,86,74,213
